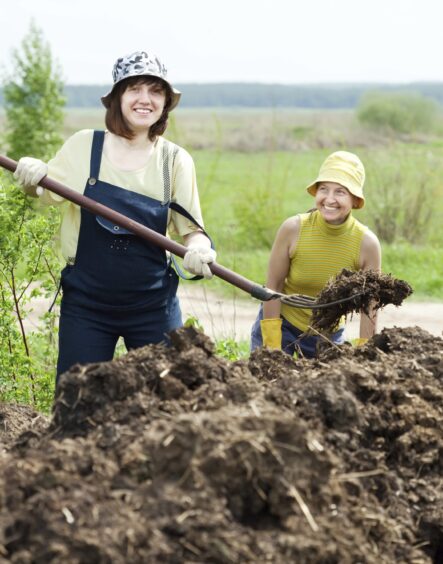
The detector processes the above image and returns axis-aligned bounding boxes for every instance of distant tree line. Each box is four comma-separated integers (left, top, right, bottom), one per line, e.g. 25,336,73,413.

1,82,443,109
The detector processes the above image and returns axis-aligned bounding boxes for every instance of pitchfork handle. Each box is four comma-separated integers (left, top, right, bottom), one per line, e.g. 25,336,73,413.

0,154,268,299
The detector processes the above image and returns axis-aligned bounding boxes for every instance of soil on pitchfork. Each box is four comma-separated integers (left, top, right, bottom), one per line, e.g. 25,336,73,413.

310,268,414,333
0,325,442,563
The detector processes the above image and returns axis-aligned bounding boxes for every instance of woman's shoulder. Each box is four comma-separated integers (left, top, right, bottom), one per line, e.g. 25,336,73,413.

49,130,94,167
160,136,193,163
278,215,302,256
67,128,95,141
351,214,379,244
280,215,301,237
61,129,95,151
361,227,381,248
360,228,382,269
291,210,317,231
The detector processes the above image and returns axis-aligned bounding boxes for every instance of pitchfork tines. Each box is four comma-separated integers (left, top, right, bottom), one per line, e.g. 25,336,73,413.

281,292,364,309
251,285,365,309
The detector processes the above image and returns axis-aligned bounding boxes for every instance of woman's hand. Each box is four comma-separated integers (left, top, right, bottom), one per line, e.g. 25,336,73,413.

14,157,48,196
183,232,216,279
183,246,217,279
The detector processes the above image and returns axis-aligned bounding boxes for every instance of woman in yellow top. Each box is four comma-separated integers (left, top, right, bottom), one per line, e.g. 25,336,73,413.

251,150,381,358
14,50,215,381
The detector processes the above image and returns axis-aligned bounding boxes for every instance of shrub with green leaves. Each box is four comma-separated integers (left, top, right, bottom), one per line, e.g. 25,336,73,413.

357,91,438,135
0,22,65,411
0,170,59,411
215,338,249,361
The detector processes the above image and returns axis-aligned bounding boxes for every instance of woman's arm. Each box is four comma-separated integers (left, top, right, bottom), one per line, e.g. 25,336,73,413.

169,147,204,236
359,229,382,338
170,146,215,278
183,231,211,248
263,216,300,319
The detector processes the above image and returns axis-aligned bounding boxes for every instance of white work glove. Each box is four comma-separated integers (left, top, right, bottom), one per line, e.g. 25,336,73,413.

14,157,48,194
183,246,216,279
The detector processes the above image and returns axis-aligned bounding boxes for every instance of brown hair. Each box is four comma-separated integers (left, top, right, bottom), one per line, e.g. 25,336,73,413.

105,76,173,141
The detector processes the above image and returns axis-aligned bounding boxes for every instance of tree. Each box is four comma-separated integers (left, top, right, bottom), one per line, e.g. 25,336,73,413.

3,21,65,160
0,23,65,410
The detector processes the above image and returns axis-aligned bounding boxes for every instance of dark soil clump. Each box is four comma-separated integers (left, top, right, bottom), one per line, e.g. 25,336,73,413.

0,403,49,452
311,268,414,333
0,325,441,563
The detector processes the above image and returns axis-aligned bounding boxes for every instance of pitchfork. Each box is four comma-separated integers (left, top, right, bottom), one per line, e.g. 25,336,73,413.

0,155,362,309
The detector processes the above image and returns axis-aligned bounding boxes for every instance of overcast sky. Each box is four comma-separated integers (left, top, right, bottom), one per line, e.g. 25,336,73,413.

1,0,442,85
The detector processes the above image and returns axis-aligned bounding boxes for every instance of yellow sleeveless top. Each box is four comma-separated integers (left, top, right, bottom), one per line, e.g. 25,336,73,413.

281,210,367,332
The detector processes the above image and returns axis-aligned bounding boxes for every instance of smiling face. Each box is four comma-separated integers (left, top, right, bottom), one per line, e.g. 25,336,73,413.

120,78,166,134
315,181,356,224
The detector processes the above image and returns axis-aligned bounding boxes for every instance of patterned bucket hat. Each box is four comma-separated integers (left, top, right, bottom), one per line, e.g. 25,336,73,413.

101,51,181,110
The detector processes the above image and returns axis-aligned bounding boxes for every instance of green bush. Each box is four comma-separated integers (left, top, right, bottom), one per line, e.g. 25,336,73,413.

0,170,59,411
215,338,249,361
0,23,64,411
357,91,438,134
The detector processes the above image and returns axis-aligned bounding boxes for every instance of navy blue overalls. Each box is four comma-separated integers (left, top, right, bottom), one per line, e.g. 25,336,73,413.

57,131,202,379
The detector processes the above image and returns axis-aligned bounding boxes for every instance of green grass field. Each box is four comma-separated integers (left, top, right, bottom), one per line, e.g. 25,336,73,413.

190,148,443,300
1,106,441,410
3,107,442,299
58,108,443,300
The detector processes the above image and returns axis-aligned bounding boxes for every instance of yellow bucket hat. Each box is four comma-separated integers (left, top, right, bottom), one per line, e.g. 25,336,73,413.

306,151,365,209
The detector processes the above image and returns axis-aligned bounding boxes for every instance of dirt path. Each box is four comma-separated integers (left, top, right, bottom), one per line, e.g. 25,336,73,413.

24,283,442,342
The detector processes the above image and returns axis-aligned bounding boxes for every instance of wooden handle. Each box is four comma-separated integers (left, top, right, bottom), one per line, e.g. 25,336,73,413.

0,154,262,297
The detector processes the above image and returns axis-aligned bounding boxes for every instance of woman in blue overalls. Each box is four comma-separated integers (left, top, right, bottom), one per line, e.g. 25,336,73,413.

14,50,215,382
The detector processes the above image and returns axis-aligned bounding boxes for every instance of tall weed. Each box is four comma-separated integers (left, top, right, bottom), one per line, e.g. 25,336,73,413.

0,171,59,411
363,147,443,244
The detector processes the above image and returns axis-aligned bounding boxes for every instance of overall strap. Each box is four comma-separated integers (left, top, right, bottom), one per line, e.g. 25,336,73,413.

89,130,106,183
169,202,215,281
49,130,105,312
169,202,214,248
162,139,215,281
161,140,212,245
162,140,179,204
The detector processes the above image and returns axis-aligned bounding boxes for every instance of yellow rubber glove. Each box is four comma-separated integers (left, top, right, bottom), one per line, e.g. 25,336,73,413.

353,337,368,347
260,318,282,349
